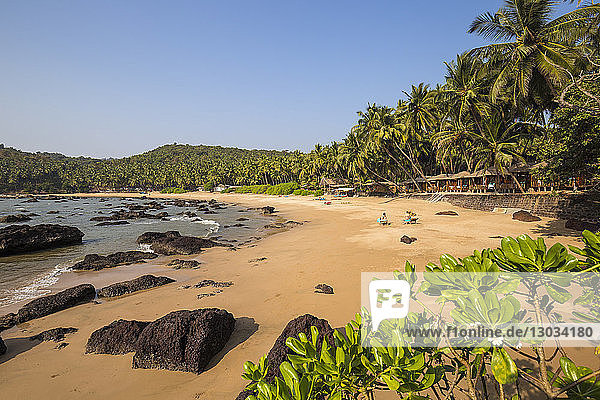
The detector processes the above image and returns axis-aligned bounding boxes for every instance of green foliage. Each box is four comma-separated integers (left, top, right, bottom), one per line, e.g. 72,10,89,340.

293,189,323,196
160,187,186,194
241,232,600,400
203,181,215,192
233,183,300,195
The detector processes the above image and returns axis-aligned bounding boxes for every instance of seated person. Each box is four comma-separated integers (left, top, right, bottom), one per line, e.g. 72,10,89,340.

377,212,389,225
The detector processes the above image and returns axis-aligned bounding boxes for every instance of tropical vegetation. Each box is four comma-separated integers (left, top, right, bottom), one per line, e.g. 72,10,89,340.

240,230,600,400
1,1,599,194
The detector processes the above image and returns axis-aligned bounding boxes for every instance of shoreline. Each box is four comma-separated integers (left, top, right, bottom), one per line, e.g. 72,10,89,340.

1,191,596,399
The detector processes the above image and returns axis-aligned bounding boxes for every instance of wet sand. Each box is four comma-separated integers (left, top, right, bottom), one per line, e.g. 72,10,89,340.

0,192,596,399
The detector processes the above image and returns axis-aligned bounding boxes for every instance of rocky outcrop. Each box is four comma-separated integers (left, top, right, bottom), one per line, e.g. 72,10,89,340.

512,210,541,222
565,219,600,232
0,224,84,256
72,251,158,271
265,314,334,381
95,220,130,226
435,211,458,216
86,319,149,354
90,210,168,222
261,206,276,215
29,327,78,342
0,335,6,355
15,284,96,325
0,214,32,223
167,259,201,269
314,284,334,294
136,231,227,255
194,280,233,289
400,235,417,244
132,308,235,374
0,313,18,331
97,275,175,298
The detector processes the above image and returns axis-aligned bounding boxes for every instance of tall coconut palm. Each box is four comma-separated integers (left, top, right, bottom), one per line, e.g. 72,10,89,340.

468,0,600,108
470,111,527,192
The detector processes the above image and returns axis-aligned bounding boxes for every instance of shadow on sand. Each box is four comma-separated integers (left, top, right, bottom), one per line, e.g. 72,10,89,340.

0,337,41,365
530,219,582,239
205,316,259,371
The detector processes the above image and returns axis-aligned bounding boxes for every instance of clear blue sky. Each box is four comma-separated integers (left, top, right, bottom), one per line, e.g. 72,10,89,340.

0,0,573,158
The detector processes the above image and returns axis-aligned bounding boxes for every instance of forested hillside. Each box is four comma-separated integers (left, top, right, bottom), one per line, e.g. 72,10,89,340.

0,144,308,193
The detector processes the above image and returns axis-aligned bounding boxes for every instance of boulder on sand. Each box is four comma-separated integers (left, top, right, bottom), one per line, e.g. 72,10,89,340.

86,319,149,354
265,314,334,380
0,313,18,332
314,284,334,294
167,259,201,269
0,224,84,256
435,211,459,216
15,284,96,325
565,219,600,232
136,231,227,255
0,335,6,355
97,275,175,298
72,251,158,271
132,308,235,374
512,210,541,222
400,235,417,244
29,327,78,342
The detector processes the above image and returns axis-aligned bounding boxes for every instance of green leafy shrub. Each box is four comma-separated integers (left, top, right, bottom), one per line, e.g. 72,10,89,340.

160,187,186,194
203,182,215,192
293,189,324,196
240,233,600,400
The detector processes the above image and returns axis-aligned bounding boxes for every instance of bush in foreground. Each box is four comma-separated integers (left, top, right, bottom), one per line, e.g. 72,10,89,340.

240,230,600,400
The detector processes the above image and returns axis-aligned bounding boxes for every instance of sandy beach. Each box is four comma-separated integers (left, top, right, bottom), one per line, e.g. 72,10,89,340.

0,192,596,399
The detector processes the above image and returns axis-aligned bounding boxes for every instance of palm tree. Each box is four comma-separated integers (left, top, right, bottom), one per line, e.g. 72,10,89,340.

469,111,527,192
468,0,600,108
442,53,491,131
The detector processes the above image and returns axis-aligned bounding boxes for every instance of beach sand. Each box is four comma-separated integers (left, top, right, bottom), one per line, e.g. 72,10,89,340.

0,192,596,399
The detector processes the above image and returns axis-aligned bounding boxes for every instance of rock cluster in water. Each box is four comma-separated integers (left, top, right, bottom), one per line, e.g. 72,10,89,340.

136,231,227,255
97,275,175,298
72,251,158,271
0,224,84,256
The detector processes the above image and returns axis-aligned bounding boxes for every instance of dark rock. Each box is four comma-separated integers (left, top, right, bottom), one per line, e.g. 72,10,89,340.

136,231,227,255
0,335,6,355
29,327,78,342
167,259,201,269
236,217,249,221
248,257,267,264
90,210,168,222
435,211,459,216
265,314,334,381
203,210,217,215
86,319,149,354
177,211,197,218
194,280,233,288
565,219,600,232
314,284,334,294
263,221,302,230
0,214,32,223
0,313,18,331
0,224,84,256
261,206,276,214
47,210,59,214
512,210,541,222
95,220,130,226
16,284,96,324
98,275,175,298
132,308,235,374
400,235,417,244
23,198,39,203
223,223,246,228
55,342,69,350
72,251,158,271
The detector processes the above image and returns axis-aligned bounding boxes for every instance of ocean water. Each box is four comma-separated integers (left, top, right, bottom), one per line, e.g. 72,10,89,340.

0,196,271,307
